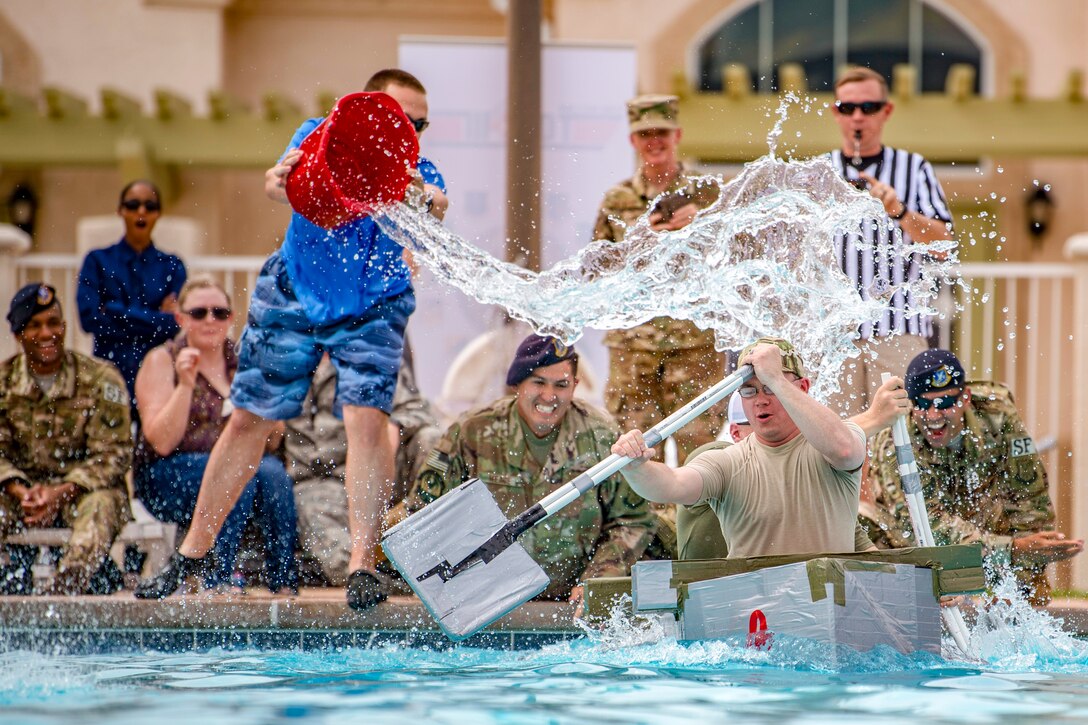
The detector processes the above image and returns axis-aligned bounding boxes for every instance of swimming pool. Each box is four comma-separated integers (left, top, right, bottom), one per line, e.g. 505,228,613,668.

3,637,1088,724
4,594,1088,725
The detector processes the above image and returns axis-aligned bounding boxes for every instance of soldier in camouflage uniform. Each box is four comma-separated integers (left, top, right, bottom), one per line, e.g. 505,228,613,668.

409,335,655,603
0,284,132,595
863,349,1083,605
592,94,725,466
285,345,441,586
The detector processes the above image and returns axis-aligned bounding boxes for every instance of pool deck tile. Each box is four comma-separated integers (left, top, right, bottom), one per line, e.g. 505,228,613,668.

0,588,580,641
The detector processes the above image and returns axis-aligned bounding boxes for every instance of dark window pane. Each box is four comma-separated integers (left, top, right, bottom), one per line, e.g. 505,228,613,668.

771,0,835,91
846,0,909,87
921,5,982,93
698,4,760,92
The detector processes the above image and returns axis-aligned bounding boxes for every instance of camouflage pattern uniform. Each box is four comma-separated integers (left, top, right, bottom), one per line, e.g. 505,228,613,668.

863,381,1055,603
410,396,655,600
0,350,132,591
285,355,441,585
592,168,726,465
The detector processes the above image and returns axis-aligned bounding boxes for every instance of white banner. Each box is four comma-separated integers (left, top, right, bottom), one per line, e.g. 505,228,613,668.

399,38,636,418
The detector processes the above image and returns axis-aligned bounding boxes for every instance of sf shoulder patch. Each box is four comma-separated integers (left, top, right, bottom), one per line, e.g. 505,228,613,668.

1010,437,1036,457
424,448,450,475
101,381,129,406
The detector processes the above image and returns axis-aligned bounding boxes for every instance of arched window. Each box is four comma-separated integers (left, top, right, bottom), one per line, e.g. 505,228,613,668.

697,0,983,94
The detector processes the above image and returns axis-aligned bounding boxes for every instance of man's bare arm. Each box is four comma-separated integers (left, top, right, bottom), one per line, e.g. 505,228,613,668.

610,429,705,506
747,344,865,470
859,171,954,251
850,374,910,438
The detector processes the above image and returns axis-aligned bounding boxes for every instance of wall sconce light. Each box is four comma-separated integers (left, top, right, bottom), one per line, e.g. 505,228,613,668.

6,184,38,238
1026,183,1054,241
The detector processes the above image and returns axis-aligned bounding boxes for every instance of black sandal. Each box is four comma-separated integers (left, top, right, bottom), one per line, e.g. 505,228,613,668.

133,551,207,600
346,568,392,611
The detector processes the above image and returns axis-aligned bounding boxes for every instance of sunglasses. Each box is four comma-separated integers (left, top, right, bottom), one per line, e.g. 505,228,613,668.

912,391,963,411
408,116,429,133
183,306,231,321
834,100,887,116
121,198,161,212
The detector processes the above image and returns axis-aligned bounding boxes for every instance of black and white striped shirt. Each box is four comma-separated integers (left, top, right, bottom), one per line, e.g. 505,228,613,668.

829,147,953,340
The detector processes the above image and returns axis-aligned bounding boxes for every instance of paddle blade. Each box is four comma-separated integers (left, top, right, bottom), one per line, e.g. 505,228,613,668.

382,478,550,640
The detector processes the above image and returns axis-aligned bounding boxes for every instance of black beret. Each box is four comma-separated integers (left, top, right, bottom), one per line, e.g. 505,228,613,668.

506,335,578,387
905,348,965,401
8,283,58,335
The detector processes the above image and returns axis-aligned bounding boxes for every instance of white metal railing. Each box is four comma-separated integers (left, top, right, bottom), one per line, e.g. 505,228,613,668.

937,261,1077,585
939,261,1074,450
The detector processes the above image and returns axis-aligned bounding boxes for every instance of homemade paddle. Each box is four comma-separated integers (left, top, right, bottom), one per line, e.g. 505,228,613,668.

881,372,975,656
382,365,754,640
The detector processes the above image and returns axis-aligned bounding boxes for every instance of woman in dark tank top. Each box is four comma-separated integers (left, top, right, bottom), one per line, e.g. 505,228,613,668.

133,276,298,592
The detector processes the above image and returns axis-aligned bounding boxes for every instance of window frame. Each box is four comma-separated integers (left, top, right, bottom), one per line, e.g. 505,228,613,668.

689,0,993,96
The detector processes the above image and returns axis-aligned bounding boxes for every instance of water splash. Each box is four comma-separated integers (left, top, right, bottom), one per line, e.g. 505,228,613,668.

765,90,799,158
382,144,956,400
571,562,1086,673
962,573,1088,669
576,599,945,674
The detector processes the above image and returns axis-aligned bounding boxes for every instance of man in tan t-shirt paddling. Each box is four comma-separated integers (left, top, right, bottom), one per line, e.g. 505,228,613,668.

611,338,868,558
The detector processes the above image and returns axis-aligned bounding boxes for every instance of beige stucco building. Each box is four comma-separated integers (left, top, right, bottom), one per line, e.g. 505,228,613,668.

0,0,1085,259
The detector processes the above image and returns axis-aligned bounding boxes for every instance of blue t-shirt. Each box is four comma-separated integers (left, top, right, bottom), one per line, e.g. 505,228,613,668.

76,239,187,396
279,117,446,325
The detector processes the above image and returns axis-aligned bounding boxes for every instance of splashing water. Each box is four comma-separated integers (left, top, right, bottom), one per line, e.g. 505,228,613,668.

577,567,1088,673
966,572,1088,669
379,107,957,400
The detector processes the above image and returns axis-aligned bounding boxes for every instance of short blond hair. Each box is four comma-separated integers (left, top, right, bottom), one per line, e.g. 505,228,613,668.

178,275,231,308
835,66,889,98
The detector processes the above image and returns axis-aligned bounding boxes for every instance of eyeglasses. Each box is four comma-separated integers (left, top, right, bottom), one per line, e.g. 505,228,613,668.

183,306,231,321
738,374,802,398
834,100,887,116
408,116,429,133
121,198,161,212
738,384,776,398
912,391,964,411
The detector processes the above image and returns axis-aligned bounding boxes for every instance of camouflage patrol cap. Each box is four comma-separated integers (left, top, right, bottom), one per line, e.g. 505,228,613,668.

736,337,808,378
506,335,579,387
905,348,965,401
7,283,59,335
627,94,680,133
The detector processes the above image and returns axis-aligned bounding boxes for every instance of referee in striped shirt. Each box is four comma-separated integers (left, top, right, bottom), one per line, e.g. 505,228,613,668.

826,66,955,418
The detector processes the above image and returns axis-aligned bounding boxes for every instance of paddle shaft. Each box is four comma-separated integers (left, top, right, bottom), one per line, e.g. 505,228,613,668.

880,372,974,655
418,365,753,583
535,364,754,518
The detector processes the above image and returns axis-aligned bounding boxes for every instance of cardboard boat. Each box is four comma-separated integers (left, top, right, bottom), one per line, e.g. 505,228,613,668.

583,544,985,656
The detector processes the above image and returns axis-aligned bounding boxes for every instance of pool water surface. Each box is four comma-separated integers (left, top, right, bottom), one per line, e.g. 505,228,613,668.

3,587,1088,724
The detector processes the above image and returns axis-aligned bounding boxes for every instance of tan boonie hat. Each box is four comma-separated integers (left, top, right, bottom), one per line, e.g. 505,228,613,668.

737,337,808,379
627,94,680,133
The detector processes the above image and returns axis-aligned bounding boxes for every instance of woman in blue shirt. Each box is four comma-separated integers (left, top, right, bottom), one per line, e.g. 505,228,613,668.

76,180,187,406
